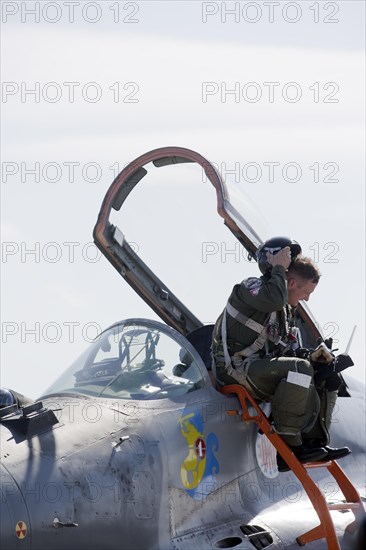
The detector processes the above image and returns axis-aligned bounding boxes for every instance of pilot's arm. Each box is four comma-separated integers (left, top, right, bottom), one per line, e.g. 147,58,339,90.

234,265,288,313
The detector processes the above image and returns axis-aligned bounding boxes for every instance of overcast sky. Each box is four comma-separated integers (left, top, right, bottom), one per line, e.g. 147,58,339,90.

1,0,365,398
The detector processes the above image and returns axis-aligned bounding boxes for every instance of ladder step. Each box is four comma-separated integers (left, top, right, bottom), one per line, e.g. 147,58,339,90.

303,460,333,469
327,502,361,511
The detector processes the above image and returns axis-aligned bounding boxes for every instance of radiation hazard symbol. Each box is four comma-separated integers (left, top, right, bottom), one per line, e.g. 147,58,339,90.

15,521,27,539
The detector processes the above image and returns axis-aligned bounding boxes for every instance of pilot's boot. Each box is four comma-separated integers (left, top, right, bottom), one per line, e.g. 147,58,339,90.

303,388,351,461
277,444,328,472
306,438,351,461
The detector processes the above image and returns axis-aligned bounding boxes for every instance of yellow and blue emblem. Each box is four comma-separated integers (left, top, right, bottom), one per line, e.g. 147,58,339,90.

179,407,219,498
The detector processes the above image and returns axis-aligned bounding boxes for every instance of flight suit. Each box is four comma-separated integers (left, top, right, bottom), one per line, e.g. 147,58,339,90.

212,265,335,447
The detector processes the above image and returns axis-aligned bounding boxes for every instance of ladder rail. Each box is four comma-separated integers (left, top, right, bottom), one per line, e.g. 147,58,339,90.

221,384,365,549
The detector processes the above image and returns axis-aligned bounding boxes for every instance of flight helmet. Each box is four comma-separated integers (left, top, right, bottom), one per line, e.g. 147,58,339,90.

257,236,302,275
0,388,16,408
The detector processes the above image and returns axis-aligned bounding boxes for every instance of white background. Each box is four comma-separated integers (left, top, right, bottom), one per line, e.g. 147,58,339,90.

1,0,365,398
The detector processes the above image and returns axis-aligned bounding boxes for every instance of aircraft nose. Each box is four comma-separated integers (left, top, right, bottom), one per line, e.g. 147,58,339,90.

0,464,31,549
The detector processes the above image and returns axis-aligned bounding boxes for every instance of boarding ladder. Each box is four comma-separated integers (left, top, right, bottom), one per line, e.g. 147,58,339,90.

221,384,365,549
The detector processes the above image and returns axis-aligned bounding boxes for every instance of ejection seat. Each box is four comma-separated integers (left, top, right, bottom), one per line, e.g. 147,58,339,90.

185,324,216,385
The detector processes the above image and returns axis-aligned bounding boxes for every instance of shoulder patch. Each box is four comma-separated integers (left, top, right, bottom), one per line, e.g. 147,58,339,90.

244,277,262,296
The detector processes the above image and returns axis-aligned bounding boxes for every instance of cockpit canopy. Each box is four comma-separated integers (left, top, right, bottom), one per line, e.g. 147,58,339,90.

93,146,322,342
43,319,206,400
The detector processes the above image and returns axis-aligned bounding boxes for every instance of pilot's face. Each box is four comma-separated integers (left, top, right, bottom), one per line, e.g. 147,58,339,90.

287,277,317,306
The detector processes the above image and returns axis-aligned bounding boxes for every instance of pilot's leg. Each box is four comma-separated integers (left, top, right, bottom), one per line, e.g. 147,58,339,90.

303,387,351,460
246,357,331,470
246,357,319,446
303,387,336,445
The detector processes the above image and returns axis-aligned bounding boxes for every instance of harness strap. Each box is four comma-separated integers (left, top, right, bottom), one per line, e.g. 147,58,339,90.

234,311,277,359
226,301,265,334
221,307,233,369
222,301,279,362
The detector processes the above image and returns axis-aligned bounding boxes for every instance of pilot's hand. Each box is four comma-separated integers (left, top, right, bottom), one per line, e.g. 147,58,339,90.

267,246,292,270
310,342,334,364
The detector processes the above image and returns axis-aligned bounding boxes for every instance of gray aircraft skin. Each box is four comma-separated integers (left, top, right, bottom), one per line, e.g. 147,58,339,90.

1,147,365,550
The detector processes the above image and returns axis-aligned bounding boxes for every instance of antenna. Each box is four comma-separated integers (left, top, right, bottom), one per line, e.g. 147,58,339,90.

345,325,357,355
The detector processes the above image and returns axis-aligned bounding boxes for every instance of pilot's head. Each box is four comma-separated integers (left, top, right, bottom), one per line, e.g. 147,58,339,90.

286,257,321,306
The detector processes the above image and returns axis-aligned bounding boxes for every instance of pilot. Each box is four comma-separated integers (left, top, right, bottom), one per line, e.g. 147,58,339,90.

212,236,351,472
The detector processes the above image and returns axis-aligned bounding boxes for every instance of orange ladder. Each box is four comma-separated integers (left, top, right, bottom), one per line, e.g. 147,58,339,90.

221,384,365,549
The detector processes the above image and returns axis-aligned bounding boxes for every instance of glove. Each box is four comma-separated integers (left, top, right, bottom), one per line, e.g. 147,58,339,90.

310,342,334,365
282,347,310,358
313,353,354,387
316,337,334,349
296,347,311,359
